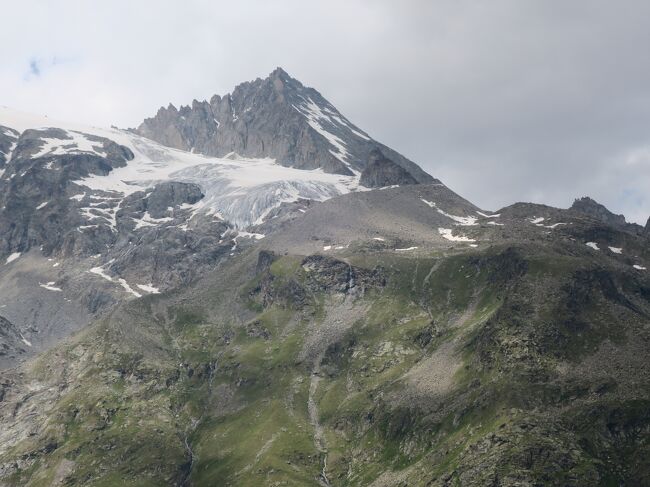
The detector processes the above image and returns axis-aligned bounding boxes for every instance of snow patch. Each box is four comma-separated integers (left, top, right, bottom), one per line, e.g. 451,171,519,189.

89,266,113,281
586,242,599,250
633,264,647,270
136,283,160,294
438,228,476,243
39,281,62,292
5,252,21,264
118,278,141,297
421,199,478,226
32,130,107,159
609,247,623,254
36,201,48,210
20,334,32,347
395,247,418,252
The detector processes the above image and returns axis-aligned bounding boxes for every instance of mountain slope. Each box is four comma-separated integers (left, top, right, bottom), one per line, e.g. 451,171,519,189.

0,184,648,486
0,66,440,369
0,106,368,364
136,68,434,184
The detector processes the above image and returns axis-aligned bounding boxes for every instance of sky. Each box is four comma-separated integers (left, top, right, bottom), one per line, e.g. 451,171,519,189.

1,0,649,224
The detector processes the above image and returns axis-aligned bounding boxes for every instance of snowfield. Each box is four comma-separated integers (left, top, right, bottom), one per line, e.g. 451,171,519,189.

0,106,366,229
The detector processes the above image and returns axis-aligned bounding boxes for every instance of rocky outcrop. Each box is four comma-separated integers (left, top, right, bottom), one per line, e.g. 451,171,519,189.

136,68,432,183
359,148,419,187
0,316,29,368
0,126,19,167
571,197,627,227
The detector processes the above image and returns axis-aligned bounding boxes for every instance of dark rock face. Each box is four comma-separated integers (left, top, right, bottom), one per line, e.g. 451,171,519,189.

0,129,134,257
0,126,19,167
136,68,432,183
645,216,650,235
571,197,627,227
0,316,28,368
359,148,419,188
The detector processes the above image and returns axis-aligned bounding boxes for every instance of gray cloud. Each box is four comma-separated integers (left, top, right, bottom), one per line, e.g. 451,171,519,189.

1,0,649,223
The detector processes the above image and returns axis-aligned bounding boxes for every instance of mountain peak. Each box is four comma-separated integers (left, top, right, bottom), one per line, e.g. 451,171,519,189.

570,196,627,227
135,70,434,185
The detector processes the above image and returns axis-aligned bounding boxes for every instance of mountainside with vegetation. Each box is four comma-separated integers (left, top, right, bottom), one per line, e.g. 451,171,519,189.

0,69,648,487
0,182,648,486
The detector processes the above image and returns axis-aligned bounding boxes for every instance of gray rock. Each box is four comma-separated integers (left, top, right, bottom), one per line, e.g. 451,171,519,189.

359,148,419,187
136,68,433,183
570,197,627,227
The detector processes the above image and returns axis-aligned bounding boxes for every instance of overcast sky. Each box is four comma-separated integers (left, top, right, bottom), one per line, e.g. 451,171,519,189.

2,1,649,224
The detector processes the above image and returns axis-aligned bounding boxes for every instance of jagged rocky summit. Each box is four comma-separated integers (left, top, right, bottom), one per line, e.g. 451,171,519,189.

136,67,433,185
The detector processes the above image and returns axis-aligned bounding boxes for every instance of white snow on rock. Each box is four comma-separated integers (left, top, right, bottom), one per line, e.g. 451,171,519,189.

31,130,107,159
373,237,385,241
487,221,504,226
477,211,500,218
633,264,647,270
0,106,367,230
323,245,332,251
136,283,160,294
236,231,265,240
438,228,476,242
543,222,566,229
395,247,418,252
609,247,623,254
39,281,62,292
530,217,545,224
5,252,20,264
89,266,113,281
586,242,599,250
292,95,371,173
118,278,141,297
19,334,32,347
36,201,48,210
133,211,174,230
421,199,478,226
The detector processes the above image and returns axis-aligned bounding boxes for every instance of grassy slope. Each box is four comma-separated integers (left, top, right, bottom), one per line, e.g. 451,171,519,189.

0,241,649,486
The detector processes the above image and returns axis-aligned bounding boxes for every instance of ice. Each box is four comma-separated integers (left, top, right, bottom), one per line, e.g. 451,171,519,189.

0,106,365,230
